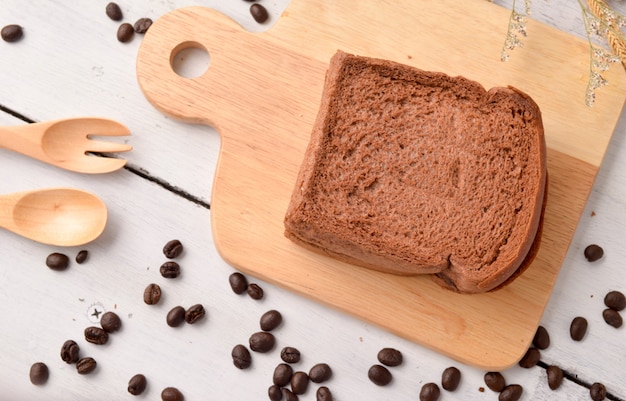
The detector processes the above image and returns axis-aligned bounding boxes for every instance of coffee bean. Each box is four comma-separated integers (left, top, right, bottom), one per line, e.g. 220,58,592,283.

532,325,550,350
546,365,563,390
584,244,604,262
29,362,49,385
484,372,506,392
163,239,184,259
166,306,186,327
229,272,248,294
377,347,403,367
260,309,283,331
134,18,153,34
281,346,301,363
100,311,122,333
309,363,332,383
1,24,23,42
128,373,147,395
273,363,294,386
247,283,264,300
368,364,392,386
291,371,309,395
60,340,80,364
602,308,623,328
250,4,269,23
144,283,162,305
317,386,333,401
85,326,109,345
161,387,184,401
160,261,181,278
570,316,588,341
518,347,540,368
249,331,275,352
75,250,89,264
268,384,282,401
441,366,461,391
590,382,607,401
46,252,69,271
105,2,123,21
282,388,298,401
604,290,626,311
76,357,97,374
231,344,252,369
419,382,440,401
185,304,206,324
117,23,134,42
498,384,523,401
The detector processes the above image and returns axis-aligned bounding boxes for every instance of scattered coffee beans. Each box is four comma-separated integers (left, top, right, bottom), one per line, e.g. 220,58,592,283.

100,311,122,333
584,244,604,262
144,283,162,305
231,344,252,369
117,23,134,43
247,283,264,300
533,325,550,349
128,373,147,395
229,272,248,294
604,290,626,311
60,339,80,364
76,357,97,374
498,384,523,401
570,316,588,341
1,24,23,42
84,326,109,345
281,346,301,363
75,250,89,264
309,363,332,383
590,382,607,401
166,306,186,327
163,239,183,259
29,362,49,385
377,347,403,367
602,308,623,328
46,252,69,271
260,309,282,331
105,2,123,21
249,331,275,353
134,17,153,34
419,382,440,401
518,347,540,368
160,261,181,278
161,386,184,401
273,363,294,386
282,388,298,401
317,386,333,401
250,3,269,23
546,365,563,390
268,384,282,401
441,366,461,391
290,371,309,395
185,304,205,324
484,372,506,392
368,364,392,386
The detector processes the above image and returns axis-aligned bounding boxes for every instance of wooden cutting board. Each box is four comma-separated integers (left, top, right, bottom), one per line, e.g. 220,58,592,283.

136,0,626,370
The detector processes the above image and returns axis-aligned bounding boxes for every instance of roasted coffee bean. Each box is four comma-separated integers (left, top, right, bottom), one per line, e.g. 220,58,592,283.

602,308,623,328
419,382,440,401
117,23,134,42
309,363,332,383
291,371,309,395
160,261,181,278
100,311,122,333
570,316,588,341
377,347,403,367
250,331,275,352
134,18,153,34
166,306,186,327
60,340,80,364
368,364,392,386
250,3,269,23
128,373,147,395
29,362,49,385
105,2,123,21
273,363,293,386
518,347,540,368
282,388,298,401
584,244,604,262
590,382,607,401
75,250,89,264
46,252,69,271
498,384,523,401
229,272,248,294
604,290,626,311
161,387,184,401
532,325,550,350
231,344,252,369
163,239,184,259
317,386,333,401
260,309,282,331
247,283,264,299
546,365,563,390
185,304,206,324
76,357,97,374
268,384,282,401
1,24,23,42
441,366,461,391
281,346,301,363
484,371,506,392
144,283,162,305
85,326,109,345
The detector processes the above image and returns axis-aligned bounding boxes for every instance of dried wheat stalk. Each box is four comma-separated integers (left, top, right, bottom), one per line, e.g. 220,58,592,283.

586,0,626,66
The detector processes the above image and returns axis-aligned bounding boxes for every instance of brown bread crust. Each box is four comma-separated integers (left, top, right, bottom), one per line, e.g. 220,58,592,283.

284,51,547,293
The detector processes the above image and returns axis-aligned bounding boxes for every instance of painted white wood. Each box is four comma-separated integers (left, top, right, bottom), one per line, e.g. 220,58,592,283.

0,1,624,400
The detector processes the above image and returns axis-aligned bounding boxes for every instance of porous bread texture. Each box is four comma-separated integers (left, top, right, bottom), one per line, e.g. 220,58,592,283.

284,50,547,294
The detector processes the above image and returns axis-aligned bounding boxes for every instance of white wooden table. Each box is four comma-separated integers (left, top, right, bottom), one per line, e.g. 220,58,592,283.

0,1,624,400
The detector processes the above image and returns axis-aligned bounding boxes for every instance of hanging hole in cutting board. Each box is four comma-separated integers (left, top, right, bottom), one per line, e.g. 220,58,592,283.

170,41,211,79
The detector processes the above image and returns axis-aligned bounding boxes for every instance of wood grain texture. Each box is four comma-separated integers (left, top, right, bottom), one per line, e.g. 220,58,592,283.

136,0,626,370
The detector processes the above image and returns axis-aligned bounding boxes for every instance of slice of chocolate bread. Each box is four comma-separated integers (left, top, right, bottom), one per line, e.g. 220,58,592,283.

284,51,547,293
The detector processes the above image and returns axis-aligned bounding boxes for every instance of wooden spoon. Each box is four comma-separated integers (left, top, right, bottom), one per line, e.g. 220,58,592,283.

0,188,108,246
